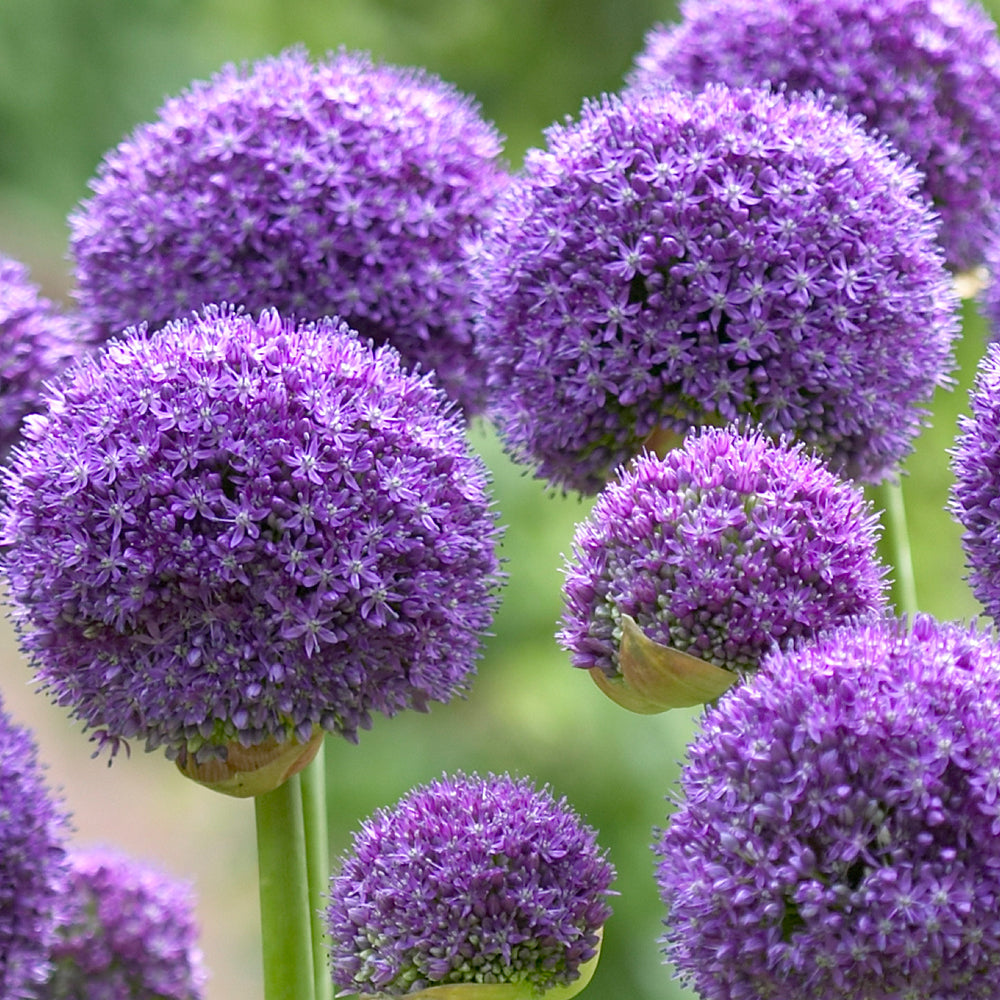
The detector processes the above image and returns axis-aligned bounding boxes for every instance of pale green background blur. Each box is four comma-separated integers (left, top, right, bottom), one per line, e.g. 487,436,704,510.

0,2,991,998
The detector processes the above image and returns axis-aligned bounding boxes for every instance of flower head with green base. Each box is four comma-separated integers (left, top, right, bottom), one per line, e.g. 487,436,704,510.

628,0,1000,272
559,426,888,710
69,47,508,414
654,614,1000,999
43,847,207,1000
0,306,503,794
471,86,957,494
327,772,615,998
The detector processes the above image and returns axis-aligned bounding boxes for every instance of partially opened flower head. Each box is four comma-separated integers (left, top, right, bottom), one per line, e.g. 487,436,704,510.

559,426,888,710
0,306,503,793
628,0,1000,272
0,694,68,998
654,614,1000,999
44,848,206,1000
328,772,616,997
69,47,508,413
472,86,957,493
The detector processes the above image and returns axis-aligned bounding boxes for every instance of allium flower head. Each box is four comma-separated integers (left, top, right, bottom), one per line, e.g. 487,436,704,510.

654,614,1000,999
0,255,92,459
0,306,503,782
44,848,206,1000
560,427,887,698
327,772,616,997
0,694,68,998
69,47,508,413
472,86,957,493
628,0,1000,272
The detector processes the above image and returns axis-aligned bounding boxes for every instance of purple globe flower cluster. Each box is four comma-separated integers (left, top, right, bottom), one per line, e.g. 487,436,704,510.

472,85,957,493
0,306,503,768
44,848,207,1000
0,256,92,459
560,426,887,681
628,0,1000,272
69,47,508,414
327,772,615,997
655,614,1000,1000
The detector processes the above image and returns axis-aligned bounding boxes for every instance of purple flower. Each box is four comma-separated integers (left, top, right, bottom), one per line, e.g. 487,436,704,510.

977,228,1000,339
654,614,1000,1000
0,306,503,781
43,848,206,1000
69,47,508,414
559,426,887,688
472,86,957,494
327,772,616,996
0,256,92,459
0,694,68,999
628,0,1000,272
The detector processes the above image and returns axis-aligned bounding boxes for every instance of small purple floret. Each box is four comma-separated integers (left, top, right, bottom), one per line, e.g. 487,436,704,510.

654,614,1000,999
560,426,887,676
0,305,503,761
69,47,508,413
472,86,957,493
327,772,616,996
628,0,1000,271
44,848,206,1000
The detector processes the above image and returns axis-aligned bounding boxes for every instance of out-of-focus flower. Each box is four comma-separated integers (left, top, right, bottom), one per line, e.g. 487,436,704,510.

977,228,1000,338
472,86,957,494
0,694,68,999
0,256,92,460
559,427,887,711
43,848,207,1000
69,47,508,414
628,0,1000,272
654,614,1000,1000
0,306,503,794
327,772,616,997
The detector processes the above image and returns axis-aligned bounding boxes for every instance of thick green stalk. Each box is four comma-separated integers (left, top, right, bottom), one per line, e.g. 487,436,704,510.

874,479,918,618
256,773,316,1000
301,739,333,1000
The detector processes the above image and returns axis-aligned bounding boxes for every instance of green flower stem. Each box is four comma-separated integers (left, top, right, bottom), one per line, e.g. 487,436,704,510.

301,739,333,1000
874,479,918,618
256,773,316,1000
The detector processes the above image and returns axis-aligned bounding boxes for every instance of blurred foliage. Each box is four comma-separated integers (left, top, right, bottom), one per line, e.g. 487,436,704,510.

0,1,993,999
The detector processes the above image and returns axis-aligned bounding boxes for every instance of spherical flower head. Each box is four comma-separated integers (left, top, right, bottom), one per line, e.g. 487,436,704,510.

654,614,1000,1000
328,772,616,997
43,848,206,1000
627,0,1000,272
559,426,887,692
0,255,93,460
0,695,69,999
472,86,957,494
0,305,503,780
68,47,508,414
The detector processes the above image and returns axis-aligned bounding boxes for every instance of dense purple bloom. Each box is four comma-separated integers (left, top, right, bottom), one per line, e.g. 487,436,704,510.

0,694,68,999
654,614,1000,1000
328,772,616,996
560,426,887,682
0,256,92,459
43,848,206,1000
69,47,508,414
628,0,1000,272
0,306,503,770
472,86,957,494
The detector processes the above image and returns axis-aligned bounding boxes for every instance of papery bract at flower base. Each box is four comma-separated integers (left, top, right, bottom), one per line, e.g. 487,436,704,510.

655,615,1000,1000
43,848,207,1000
472,85,957,494
627,0,1000,272
327,773,615,997
69,47,508,414
559,426,888,703
0,306,503,792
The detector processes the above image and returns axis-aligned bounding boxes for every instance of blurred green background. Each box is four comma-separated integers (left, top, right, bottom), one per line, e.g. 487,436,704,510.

0,2,990,999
